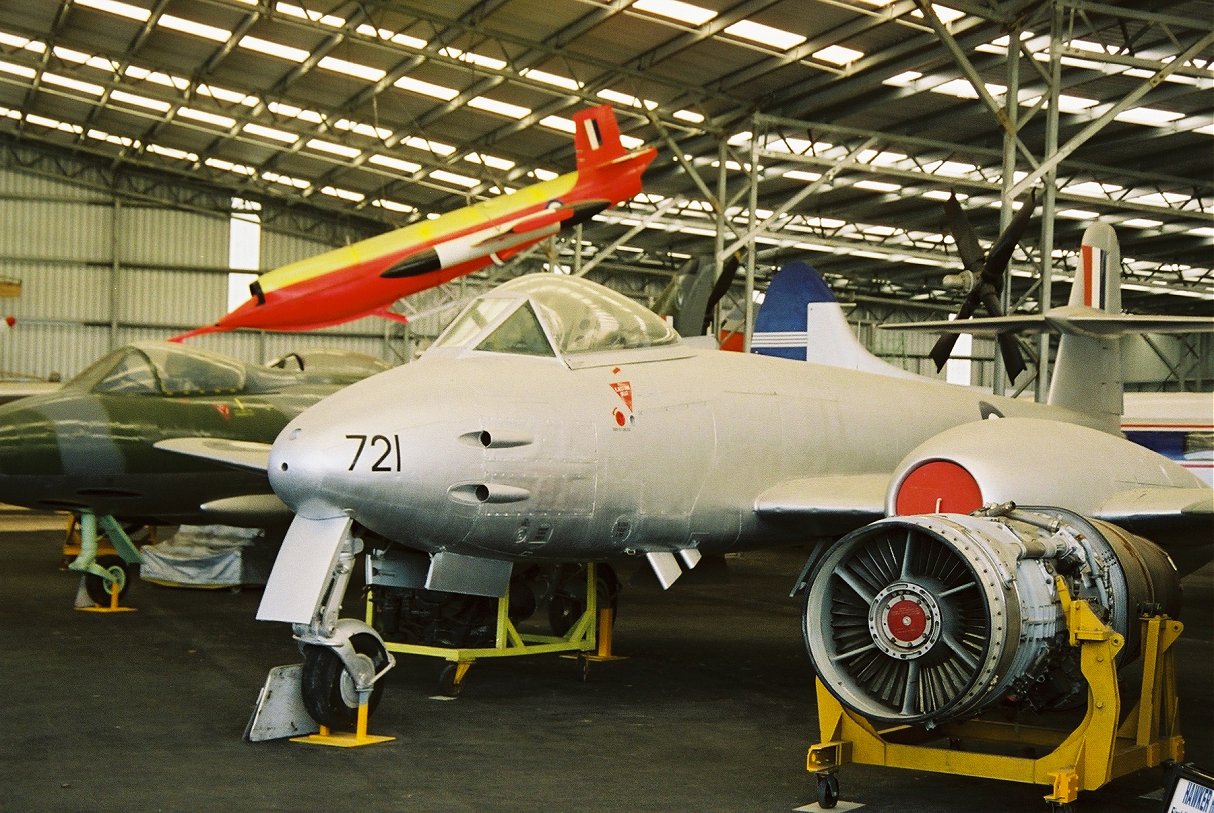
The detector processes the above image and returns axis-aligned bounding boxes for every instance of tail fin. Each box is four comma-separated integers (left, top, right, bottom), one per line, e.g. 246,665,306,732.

1047,223,1123,419
752,261,919,379
573,105,628,169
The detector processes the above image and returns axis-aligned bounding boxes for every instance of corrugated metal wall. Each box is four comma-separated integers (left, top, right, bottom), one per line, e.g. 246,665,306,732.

0,166,390,381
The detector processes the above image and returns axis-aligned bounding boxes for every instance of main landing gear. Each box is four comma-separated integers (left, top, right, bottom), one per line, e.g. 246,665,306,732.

67,510,144,612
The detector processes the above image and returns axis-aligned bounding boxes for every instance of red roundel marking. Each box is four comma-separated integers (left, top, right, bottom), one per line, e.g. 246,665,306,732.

613,408,627,427
887,599,927,642
894,460,982,515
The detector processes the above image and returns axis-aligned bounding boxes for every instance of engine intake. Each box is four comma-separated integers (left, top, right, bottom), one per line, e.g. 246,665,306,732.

802,505,1179,728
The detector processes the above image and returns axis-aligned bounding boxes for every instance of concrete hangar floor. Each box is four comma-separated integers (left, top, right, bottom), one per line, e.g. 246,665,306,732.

3,512,1211,813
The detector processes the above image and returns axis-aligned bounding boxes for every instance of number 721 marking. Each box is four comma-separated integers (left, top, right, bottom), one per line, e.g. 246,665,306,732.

346,434,402,472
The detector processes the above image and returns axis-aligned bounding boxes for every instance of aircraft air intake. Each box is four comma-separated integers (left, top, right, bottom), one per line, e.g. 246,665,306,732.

801,505,1179,728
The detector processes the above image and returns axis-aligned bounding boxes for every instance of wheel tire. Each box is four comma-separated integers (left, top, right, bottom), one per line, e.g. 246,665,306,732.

547,565,621,636
437,663,464,698
83,555,131,606
816,773,839,809
300,633,389,729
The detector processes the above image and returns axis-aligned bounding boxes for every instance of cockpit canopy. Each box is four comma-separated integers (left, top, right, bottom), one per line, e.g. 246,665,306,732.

68,343,302,397
429,274,684,366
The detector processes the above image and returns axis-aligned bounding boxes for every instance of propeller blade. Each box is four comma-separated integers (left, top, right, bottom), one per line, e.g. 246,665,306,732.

996,332,1027,382
930,333,961,372
943,192,984,276
701,254,743,333
982,191,1036,289
928,292,982,371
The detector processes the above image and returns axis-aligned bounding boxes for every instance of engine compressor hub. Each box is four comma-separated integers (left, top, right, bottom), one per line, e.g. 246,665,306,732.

870,582,940,659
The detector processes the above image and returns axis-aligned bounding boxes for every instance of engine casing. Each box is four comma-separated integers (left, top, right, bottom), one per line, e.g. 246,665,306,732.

802,505,1179,728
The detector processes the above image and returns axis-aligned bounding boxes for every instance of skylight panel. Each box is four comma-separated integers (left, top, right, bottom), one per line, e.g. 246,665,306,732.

197,84,259,106
176,107,236,128
320,186,364,202
75,0,150,22
267,101,323,123
1191,227,1214,238
401,135,455,156
673,109,704,123
1120,218,1162,228
87,128,138,147
367,153,421,174
262,170,309,189
855,180,901,193
239,36,308,63
206,157,255,175
723,20,806,51
111,89,171,111
0,61,37,80
277,3,345,27
440,47,506,71
318,56,384,82
932,78,1006,99
158,14,231,42
631,0,717,25
597,89,658,110
52,46,92,64
465,152,515,171
784,169,822,182
1063,181,1122,197
355,24,426,50
1133,192,1187,208
911,5,966,24
1114,107,1183,126
146,144,198,162
532,168,559,181
520,68,581,90
373,199,416,214
814,45,863,66
306,139,360,159
335,119,392,140
620,135,645,150
430,169,480,188
26,113,83,134
467,96,531,119
243,122,299,143
1057,208,1100,220
394,76,459,101
0,32,46,53
124,66,190,90
883,70,921,87
539,115,576,134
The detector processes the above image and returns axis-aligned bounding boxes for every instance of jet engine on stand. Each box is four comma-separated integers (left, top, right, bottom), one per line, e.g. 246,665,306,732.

800,504,1186,810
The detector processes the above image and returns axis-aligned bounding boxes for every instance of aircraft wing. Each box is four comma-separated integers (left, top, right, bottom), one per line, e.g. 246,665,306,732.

882,311,1214,337
753,473,888,535
154,438,273,472
1097,486,1214,523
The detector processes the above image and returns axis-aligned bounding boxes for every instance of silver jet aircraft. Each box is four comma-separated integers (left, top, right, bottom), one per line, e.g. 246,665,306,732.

173,269,1212,728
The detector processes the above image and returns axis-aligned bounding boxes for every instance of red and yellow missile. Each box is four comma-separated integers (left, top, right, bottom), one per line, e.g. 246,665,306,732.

172,105,656,341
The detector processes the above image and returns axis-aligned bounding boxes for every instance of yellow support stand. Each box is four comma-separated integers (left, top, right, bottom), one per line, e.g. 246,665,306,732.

291,702,395,748
373,564,621,695
807,579,1184,809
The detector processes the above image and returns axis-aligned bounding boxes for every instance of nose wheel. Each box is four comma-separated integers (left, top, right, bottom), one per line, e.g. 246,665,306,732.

300,632,391,729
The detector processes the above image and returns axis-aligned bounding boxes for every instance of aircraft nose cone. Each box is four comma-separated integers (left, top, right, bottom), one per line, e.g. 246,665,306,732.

268,422,351,520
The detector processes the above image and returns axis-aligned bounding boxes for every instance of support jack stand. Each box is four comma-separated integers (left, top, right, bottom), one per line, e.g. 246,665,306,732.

806,579,1184,810
291,702,395,748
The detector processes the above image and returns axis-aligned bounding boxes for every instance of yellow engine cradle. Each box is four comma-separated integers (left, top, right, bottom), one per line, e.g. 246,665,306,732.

806,579,1184,808
368,563,621,695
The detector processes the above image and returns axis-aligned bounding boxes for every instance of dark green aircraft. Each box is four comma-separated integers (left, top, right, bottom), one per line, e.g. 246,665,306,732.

0,341,387,603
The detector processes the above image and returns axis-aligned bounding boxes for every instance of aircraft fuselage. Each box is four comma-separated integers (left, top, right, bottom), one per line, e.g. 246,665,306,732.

268,348,1108,562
